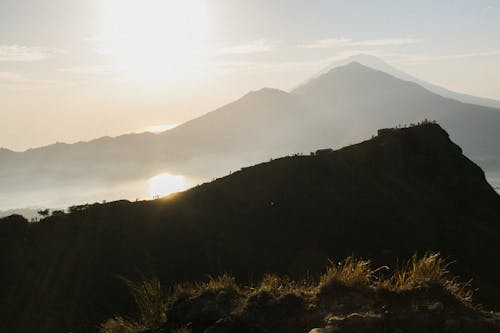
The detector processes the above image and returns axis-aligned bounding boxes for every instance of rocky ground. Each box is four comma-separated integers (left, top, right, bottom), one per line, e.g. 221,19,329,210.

101,254,500,333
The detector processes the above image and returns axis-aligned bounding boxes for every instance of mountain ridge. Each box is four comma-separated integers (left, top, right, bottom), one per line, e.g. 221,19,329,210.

303,54,500,108
2,60,500,210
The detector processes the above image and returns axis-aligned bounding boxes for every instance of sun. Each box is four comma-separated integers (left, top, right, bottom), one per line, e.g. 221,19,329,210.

148,173,185,198
97,0,210,82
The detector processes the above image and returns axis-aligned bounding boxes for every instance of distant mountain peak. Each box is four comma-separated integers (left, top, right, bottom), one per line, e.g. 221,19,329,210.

244,87,289,98
300,53,500,108
331,60,378,73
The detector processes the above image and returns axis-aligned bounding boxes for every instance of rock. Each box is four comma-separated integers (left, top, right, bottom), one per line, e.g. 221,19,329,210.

343,312,382,332
326,315,343,326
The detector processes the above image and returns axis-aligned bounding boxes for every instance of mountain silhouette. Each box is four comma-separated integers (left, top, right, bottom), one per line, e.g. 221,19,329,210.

1,59,500,209
293,62,500,161
308,54,500,109
1,123,499,332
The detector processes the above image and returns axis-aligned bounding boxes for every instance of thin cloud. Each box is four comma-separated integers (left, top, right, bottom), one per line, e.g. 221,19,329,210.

0,45,64,62
0,72,55,88
214,39,274,55
211,58,334,75
300,37,420,49
348,38,421,47
59,65,123,75
396,50,500,64
212,48,500,76
300,37,352,49
350,50,500,65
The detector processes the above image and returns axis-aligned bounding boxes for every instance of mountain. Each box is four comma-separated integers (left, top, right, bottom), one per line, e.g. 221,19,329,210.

2,59,500,209
307,54,500,109
1,123,499,332
292,62,500,166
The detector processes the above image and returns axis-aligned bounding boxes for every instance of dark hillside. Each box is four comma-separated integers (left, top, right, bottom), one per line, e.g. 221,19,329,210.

1,123,499,332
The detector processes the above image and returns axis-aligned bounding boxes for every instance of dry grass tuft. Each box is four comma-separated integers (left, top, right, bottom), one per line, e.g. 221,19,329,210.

121,277,167,329
258,273,283,293
318,256,373,293
391,252,448,289
389,252,473,303
202,274,239,293
256,274,311,295
168,273,240,304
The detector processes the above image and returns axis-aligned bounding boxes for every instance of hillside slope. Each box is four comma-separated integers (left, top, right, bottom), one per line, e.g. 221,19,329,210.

1,123,499,332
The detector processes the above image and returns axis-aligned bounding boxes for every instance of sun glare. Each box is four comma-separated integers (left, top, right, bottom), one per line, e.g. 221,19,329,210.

148,172,185,198
98,0,210,82
144,124,178,133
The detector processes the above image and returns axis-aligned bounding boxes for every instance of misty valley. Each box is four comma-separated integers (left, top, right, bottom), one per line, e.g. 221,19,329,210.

2,58,500,219
0,171,198,219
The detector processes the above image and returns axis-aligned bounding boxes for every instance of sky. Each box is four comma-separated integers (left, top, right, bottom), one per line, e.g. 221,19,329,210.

1,0,500,151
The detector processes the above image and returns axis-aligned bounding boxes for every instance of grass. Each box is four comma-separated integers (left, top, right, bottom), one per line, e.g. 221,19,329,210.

389,252,474,303
202,274,239,293
169,273,240,303
391,252,449,289
99,277,166,333
318,256,373,293
101,253,476,332
122,277,167,328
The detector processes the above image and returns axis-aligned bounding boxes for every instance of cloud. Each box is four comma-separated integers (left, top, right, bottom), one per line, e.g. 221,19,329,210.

300,37,420,49
214,39,274,55
0,72,56,88
211,58,335,75
395,50,500,63
348,38,421,47
345,50,500,65
0,45,64,62
299,38,352,49
58,65,123,75
212,47,500,76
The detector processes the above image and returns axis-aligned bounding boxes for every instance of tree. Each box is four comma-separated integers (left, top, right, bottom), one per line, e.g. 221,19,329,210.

37,209,50,218
51,210,66,217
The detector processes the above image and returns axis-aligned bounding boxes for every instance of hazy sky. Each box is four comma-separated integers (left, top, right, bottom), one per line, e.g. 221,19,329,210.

1,0,500,151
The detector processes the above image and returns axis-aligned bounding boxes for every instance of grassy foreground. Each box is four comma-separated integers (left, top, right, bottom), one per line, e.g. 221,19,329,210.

100,253,499,333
